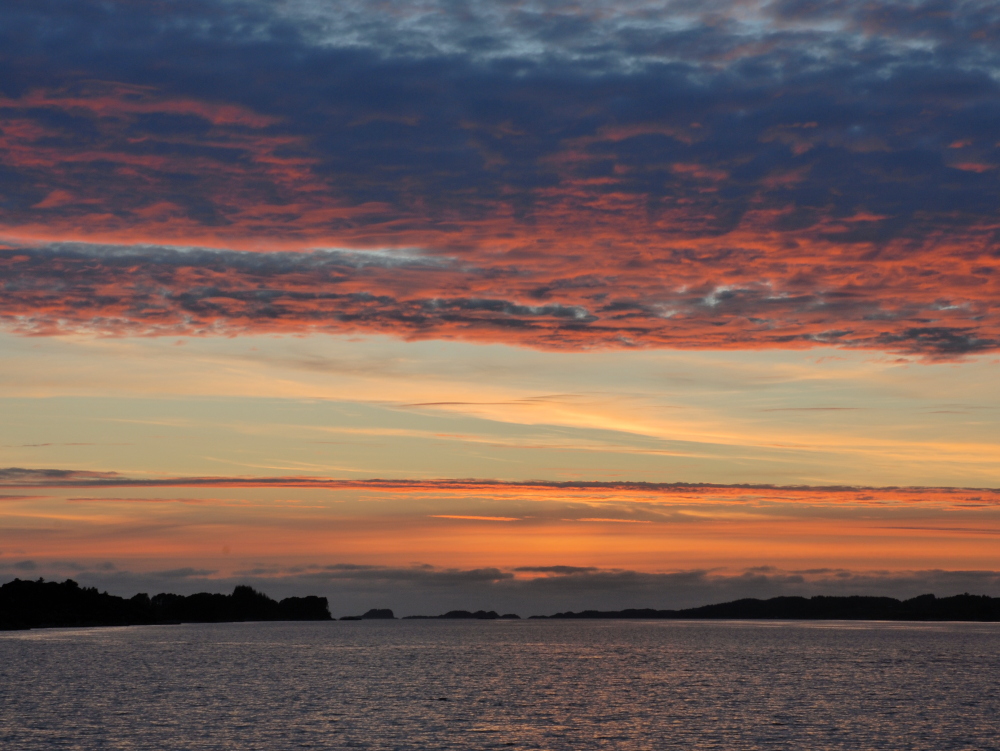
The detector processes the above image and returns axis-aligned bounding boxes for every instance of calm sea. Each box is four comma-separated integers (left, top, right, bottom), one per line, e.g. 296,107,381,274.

2,619,998,750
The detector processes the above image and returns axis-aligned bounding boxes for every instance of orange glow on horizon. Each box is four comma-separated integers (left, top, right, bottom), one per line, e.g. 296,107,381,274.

2,479,998,577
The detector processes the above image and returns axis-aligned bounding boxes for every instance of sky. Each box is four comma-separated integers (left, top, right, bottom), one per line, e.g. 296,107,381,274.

2,0,1000,616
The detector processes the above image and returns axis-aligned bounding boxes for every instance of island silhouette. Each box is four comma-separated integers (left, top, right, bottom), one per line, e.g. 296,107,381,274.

4,578,1000,630
529,594,1000,621
339,608,396,620
403,610,522,620
338,609,521,620
0,578,330,629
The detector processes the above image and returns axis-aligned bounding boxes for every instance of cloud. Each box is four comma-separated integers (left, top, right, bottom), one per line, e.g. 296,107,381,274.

0,2,998,356
66,497,208,505
429,515,521,521
0,467,119,484
303,565,514,586
0,242,997,357
2,467,997,509
149,567,219,579
514,566,599,574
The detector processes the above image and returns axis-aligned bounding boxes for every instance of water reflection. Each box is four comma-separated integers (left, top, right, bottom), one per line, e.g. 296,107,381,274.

2,619,998,750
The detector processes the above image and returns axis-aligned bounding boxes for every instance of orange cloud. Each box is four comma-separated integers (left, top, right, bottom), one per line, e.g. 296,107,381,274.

1,240,997,358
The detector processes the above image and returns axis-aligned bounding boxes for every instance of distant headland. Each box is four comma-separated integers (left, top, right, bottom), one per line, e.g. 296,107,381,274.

530,594,1000,622
4,579,1000,630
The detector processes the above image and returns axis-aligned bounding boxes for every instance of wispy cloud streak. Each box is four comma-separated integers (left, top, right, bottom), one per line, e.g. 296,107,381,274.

2,468,997,509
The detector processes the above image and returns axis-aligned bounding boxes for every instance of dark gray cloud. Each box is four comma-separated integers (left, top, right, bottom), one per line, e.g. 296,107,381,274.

0,467,119,484
4,0,1000,224
150,567,219,579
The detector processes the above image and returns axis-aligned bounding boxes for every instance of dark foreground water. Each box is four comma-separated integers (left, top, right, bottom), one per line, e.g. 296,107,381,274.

2,620,999,750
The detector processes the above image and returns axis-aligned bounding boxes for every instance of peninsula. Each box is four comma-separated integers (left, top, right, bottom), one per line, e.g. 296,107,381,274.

0,578,331,630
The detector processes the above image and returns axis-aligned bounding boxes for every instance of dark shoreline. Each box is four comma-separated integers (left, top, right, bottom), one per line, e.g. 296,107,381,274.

530,593,1000,621
390,593,1000,622
0,578,331,630
4,579,1000,630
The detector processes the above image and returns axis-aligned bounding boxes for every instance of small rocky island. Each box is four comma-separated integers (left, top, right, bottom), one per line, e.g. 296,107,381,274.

339,608,521,620
403,610,521,620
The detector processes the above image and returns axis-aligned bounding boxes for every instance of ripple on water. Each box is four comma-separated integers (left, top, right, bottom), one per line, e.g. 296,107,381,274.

1,619,999,750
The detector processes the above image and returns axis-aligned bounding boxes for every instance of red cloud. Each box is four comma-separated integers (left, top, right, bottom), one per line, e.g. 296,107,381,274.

1,238,996,357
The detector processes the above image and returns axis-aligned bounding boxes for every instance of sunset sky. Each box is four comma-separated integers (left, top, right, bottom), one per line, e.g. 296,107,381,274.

2,0,999,616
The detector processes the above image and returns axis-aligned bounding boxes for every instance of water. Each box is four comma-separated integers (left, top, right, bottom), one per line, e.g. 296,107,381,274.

2,619,999,750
